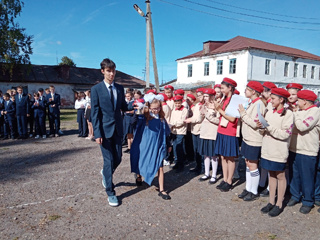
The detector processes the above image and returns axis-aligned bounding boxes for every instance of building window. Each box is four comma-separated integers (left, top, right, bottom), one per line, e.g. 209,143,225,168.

187,64,192,77
294,63,298,77
303,65,307,78
265,59,271,75
229,58,236,74
311,66,315,79
284,62,289,77
217,60,223,75
204,62,209,76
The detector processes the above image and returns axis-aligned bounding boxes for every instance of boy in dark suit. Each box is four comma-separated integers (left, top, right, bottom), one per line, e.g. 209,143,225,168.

46,85,61,137
15,86,30,139
91,58,128,207
32,93,46,139
38,88,47,137
1,93,16,139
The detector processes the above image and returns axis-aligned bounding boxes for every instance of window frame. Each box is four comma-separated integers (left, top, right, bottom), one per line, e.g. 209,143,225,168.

265,59,271,75
229,58,236,74
303,65,307,78
204,62,209,76
284,62,289,77
294,63,298,78
187,64,193,77
217,60,223,75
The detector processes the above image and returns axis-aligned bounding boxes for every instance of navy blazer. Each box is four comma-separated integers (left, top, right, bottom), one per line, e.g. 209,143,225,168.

32,100,46,118
91,81,128,139
15,94,30,116
46,93,61,114
2,100,15,121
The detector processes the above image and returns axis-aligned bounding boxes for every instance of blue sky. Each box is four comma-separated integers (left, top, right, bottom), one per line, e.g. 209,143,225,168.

18,0,320,84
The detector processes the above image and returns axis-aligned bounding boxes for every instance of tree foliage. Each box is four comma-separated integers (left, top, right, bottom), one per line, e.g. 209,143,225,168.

0,0,33,75
59,56,76,67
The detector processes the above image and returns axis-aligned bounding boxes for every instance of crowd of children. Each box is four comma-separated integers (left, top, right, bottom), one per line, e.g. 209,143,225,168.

0,85,63,140
122,78,320,217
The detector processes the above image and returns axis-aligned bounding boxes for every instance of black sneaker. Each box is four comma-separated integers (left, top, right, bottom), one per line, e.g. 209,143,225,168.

220,182,232,192
299,205,313,214
287,198,299,207
216,180,226,189
260,188,269,197
268,205,283,217
243,192,259,201
238,189,249,199
261,203,275,214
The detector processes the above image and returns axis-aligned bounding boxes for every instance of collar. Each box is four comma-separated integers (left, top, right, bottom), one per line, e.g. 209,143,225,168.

168,97,174,101
190,104,195,109
303,105,317,111
267,98,271,103
175,106,184,111
198,102,204,106
251,97,260,104
273,107,285,114
290,102,297,106
162,102,167,106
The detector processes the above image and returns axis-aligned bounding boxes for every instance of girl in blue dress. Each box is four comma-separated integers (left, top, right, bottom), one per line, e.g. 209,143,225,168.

130,95,172,200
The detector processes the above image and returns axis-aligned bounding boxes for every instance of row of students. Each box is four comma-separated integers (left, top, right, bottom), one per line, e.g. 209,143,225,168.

0,85,62,140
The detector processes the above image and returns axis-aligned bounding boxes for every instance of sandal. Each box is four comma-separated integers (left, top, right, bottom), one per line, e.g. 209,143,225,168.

136,176,143,186
158,190,171,200
198,175,210,182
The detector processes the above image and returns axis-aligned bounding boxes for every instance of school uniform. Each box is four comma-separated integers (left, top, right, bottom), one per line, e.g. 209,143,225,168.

189,103,205,170
2,100,16,138
289,106,320,207
15,93,30,138
27,99,34,135
167,98,174,111
185,104,195,162
260,108,294,171
84,96,91,123
214,96,239,157
75,98,88,137
170,105,188,169
315,149,320,205
32,99,46,136
46,92,61,135
39,94,47,134
123,100,135,138
0,97,4,137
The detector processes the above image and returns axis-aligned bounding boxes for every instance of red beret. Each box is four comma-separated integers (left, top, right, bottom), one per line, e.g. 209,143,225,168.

222,77,237,87
134,99,145,104
187,94,196,101
247,81,264,93
196,88,204,93
164,85,174,91
271,88,290,99
234,89,240,95
262,81,277,90
174,89,185,95
297,90,317,102
159,93,168,102
214,84,221,89
146,89,157,94
286,83,303,90
203,88,216,95
173,95,183,101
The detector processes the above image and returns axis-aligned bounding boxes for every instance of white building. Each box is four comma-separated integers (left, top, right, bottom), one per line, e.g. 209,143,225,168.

176,36,320,97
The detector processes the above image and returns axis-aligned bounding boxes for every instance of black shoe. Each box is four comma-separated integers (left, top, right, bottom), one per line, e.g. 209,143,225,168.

198,175,210,182
287,198,299,207
124,149,131,153
314,200,320,207
158,191,171,200
299,205,313,214
78,134,82,137
2,136,9,140
208,177,217,185
238,189,250,199
261,203,275,214
260,188,269,197
268,205,283,217
243,192,259,201
220,182,232,192
136,176,142,186
216,180,226,189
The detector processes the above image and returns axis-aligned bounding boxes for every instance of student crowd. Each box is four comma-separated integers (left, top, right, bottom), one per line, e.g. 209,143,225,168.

120,78,320,217
0,85,63,140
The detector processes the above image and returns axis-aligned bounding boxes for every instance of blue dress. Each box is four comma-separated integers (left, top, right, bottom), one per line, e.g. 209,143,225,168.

123,100,134,135
130,116,171,185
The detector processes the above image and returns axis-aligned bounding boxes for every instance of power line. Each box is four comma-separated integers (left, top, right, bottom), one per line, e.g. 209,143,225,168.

182,0,320,25
156,0,320,31
203,0,319,20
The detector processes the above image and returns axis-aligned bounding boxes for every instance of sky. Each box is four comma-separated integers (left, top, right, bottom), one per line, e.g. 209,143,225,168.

17,0,320,84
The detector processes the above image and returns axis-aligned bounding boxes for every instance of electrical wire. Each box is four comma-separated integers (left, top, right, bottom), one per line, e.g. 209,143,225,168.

156,0,320,31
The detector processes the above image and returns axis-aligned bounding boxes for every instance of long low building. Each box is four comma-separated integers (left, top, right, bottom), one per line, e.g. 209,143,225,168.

0,64,148,108
176,36,320,96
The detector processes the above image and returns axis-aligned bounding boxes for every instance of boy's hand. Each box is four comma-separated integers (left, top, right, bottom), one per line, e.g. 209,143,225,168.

95,137,103,145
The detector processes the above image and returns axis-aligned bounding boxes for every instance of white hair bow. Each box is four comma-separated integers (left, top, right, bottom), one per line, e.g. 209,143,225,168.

143,93,164,103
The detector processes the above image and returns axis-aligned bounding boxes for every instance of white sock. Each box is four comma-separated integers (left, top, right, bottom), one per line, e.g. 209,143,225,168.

211,157,218,178
204,156,210,176
245,167,251,191
250,169,260,195
259,168,268,187
234,159,240,178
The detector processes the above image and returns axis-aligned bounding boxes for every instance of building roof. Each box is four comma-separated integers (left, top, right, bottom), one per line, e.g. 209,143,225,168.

0,64,148,88
177,36,320,62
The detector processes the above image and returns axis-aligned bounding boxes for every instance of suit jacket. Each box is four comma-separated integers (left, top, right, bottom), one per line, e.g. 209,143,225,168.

46,93,61,114
2,100,15,121
91,81,128,139
15,94,30,116
32,99,46,118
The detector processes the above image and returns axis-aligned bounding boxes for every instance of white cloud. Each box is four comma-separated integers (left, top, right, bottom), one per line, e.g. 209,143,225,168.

56,41,62,45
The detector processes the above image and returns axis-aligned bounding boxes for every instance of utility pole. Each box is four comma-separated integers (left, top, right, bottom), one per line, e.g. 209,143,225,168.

134,1,159,92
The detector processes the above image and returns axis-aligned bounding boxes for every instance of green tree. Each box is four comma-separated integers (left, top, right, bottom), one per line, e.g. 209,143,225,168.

59,56,76,67
0,0,33,76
